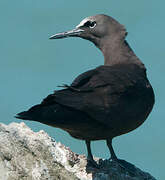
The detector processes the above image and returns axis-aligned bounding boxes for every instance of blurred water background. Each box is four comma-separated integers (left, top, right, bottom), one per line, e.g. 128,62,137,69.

0,0,164,179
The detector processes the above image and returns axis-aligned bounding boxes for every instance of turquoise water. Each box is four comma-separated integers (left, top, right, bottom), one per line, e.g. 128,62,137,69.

1,0,164,179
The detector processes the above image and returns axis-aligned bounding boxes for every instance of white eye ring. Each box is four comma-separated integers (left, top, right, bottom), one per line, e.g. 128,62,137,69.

89,21,96,28
83,21,96,29
76,20,97,29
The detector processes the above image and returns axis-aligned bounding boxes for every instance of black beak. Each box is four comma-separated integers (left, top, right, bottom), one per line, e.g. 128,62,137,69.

49,28,84,39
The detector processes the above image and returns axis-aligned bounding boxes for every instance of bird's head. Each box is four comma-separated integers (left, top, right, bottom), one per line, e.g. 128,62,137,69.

49,14,127,49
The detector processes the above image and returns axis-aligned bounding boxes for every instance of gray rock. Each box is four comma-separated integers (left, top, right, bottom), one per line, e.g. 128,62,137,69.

0,122,156,180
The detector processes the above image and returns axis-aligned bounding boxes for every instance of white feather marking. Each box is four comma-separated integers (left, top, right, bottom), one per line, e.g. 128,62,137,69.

76,17,91,28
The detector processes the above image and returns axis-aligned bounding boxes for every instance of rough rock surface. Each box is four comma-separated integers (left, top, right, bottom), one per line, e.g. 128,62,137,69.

0,122,156,180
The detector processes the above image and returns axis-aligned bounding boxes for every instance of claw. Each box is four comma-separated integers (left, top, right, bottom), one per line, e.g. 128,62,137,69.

57,84,69,88
58,84,82,92
58,84,93,92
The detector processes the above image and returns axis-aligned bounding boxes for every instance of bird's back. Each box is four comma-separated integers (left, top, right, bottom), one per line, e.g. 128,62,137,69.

16,62,154,140
32,63,154,139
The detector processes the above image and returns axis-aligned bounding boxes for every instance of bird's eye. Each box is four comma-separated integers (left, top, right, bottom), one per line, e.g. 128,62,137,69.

83,21,96,29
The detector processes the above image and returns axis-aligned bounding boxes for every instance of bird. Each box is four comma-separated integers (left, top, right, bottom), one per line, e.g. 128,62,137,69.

15,14,155,167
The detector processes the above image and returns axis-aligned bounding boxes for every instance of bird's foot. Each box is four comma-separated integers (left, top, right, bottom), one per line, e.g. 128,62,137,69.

58,84,81,92
58,84,93,92
110,158,136,176
87,157,100,169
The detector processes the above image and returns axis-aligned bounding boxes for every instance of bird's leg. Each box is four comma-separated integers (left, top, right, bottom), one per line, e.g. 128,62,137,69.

106,139,136,175
86,140,94,161
106,139,118,161
85,140,99,168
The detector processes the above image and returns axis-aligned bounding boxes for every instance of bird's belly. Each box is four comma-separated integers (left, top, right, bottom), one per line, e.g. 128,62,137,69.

68,86,154,140
47,84,154,141
107,86,155,136
61,124,115,140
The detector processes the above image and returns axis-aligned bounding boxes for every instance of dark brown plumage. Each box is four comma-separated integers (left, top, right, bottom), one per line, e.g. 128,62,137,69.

16,14,155,166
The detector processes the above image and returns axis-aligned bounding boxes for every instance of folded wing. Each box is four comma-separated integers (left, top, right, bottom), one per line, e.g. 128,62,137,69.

42,64,147,127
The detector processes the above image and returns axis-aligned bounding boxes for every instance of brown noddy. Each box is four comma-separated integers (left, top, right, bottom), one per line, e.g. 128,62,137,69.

15,14,155,167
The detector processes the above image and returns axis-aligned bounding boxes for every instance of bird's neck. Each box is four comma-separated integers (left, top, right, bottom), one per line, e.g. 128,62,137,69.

99,38,143,67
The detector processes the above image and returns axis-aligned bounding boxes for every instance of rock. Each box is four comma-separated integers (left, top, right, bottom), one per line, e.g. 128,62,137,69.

0,122,156,180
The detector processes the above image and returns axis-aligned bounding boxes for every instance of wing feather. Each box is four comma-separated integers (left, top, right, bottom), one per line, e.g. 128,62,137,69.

41,64,147,127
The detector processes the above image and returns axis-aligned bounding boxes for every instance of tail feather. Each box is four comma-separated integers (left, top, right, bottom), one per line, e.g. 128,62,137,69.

15,104,59,123
15,103,90,127
15,111,34,120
